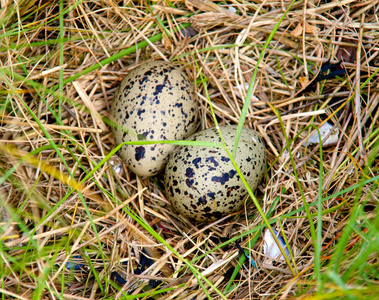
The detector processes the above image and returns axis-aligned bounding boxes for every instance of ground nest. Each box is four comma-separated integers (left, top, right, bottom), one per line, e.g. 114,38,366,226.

0,0,379,299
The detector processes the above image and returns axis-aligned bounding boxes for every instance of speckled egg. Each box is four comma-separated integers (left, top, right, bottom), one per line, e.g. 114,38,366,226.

111,61,198,177
164,125,266,222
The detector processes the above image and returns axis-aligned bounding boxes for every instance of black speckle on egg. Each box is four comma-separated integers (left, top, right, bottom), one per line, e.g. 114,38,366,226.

207,192,215,199
221,156,230,162
169,186,174,197
205,156,219,169
185,167,195,178
197,196,207,205
135,146,145,161
211,170,237,185
137,108,145,116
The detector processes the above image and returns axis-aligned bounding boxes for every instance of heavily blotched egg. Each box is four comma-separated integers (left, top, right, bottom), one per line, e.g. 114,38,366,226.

164,125,266,222
111,61,199,177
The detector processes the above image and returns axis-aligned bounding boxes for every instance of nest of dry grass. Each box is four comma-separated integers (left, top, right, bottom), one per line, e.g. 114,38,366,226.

1,0,378,299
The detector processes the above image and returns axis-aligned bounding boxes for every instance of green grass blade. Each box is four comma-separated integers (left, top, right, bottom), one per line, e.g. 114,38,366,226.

59,23,191,87
224,188,285,293
232,0,297,158
59,0,64,119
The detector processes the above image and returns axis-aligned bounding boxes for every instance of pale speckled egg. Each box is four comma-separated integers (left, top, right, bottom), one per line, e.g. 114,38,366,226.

111,61,199,177
164,125,266,222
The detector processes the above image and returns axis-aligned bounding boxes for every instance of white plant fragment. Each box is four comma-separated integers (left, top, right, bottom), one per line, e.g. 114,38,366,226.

263,229,290,261
228,6,237,13
233,82,261,102
109,156,124,176
303,122,339,147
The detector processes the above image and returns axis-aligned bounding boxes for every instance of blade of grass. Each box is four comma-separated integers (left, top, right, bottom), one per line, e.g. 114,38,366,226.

275,55,289,87
0,71,109,293
328,138,379,275
267,102,317,269
0,0,83,39
0,36,79,53
32,241,65,300
222,139,296,275
232,0,297,159
59,23,191,87
315,125,325,291
196,50,295,278
112,283,187,299
1,138,226,297
113,198,227,300
183,171,379,268
224,187,285,293
58,0,64,119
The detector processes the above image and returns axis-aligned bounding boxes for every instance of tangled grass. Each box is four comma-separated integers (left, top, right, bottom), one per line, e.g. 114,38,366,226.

0,0,378,299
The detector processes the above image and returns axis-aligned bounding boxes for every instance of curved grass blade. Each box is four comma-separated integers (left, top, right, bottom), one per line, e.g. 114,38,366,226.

232,0,297,159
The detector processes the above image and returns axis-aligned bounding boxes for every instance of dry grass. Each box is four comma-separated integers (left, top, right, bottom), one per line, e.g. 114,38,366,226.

1,0,379,299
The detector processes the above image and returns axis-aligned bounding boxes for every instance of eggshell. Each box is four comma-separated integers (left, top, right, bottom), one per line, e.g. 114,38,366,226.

164,125,266,222
111,61,198,177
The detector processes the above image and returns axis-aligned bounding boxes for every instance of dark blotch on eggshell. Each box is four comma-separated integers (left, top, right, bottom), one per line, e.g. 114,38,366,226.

211,170,237,185
164,125,266,222
135,146,145,161
110,61,199,177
